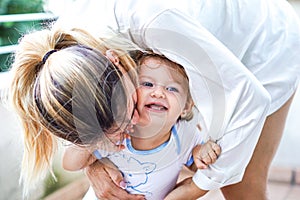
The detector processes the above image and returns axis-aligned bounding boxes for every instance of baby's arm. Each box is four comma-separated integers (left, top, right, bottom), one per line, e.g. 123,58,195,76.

165,141,221,199
63,145,97,171
189,140,221,171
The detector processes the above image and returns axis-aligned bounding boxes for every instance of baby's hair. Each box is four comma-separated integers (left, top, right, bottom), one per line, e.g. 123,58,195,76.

9,27,138,196
134,50,194,121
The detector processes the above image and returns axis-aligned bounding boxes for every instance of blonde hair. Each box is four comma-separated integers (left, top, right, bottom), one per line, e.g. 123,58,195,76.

9,27,138,196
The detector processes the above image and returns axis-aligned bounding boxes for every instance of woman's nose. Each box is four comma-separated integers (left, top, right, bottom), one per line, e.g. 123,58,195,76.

150,86,165,98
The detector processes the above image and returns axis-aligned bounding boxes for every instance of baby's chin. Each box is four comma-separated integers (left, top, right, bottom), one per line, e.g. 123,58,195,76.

132,119,171,138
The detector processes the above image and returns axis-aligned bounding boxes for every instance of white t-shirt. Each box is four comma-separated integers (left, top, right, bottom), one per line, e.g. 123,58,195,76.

55,0,300,190
83,121,203,200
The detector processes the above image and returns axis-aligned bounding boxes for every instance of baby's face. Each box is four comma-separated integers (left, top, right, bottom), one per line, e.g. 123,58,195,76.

136,57,189,133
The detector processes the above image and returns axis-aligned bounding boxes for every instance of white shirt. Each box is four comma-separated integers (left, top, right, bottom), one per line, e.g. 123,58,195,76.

84,122,203,200
55,0,300,190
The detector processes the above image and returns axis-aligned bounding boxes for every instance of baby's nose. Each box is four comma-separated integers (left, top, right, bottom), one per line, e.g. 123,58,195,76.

150,86,165,98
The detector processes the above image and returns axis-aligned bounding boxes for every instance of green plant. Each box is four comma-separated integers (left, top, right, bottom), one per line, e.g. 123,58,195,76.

42,169,69,198
41,164,84,199
0,0,45,72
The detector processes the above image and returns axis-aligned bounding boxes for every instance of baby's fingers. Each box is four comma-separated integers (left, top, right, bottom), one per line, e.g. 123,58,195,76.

207,150,218,164
211,142,221,156
193,157,208,169
201,153,212,165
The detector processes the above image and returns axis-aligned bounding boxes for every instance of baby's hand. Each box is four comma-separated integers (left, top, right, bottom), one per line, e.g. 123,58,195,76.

192,140,221,169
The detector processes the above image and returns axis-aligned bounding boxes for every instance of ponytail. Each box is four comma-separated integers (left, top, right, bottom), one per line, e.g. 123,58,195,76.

9,28,104,196
10,29,60,197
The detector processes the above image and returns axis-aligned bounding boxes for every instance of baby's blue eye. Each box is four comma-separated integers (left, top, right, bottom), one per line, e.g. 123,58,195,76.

166,87,179,92
141,81,154,87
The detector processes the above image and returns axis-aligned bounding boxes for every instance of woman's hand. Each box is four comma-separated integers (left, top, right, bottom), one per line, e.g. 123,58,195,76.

164,177,208,200
84,159,145,200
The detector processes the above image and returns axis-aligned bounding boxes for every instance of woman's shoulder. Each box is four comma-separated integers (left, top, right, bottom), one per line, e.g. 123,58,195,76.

114,0,172,29
54,0,118,38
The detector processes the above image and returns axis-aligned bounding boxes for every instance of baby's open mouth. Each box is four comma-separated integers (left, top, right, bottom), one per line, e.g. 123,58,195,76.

145,103,168,111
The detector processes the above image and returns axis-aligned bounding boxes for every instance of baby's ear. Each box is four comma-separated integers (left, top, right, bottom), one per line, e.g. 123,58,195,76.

181,100,194,120
105,49,119,65
185,99,194,112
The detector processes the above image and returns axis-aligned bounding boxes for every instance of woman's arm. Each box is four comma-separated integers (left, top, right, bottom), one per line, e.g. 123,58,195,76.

63,146,145,199
62,145,96,171
126,6,271,190
84,159,145,200
168,141,220,200
165,177,208,200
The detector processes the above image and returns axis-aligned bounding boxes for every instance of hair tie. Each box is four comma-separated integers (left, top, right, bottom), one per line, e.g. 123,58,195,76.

42,49,57,64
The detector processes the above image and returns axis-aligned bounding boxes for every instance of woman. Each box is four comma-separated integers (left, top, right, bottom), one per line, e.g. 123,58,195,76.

9,27,142,197
53,0,300,199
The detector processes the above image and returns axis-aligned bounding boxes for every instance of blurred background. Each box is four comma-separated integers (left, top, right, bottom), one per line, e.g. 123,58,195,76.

0,1,90,199
0,0,299,199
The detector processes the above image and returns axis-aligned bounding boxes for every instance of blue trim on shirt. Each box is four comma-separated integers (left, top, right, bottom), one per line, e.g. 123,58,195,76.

186,156,194,167
93,150,102,159
126,126,181,155
126,137,168,155
171,126,181,155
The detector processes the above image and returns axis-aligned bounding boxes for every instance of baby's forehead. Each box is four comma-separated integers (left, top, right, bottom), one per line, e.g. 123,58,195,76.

139,63,188,85
139,56,178,70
